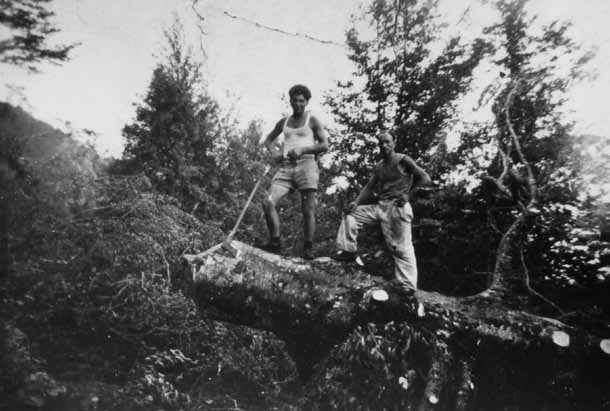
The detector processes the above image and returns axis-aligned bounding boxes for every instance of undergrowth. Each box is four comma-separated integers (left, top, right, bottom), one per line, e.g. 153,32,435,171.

1,127,301,409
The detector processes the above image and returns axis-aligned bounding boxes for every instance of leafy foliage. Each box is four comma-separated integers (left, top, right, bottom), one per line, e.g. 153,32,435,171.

122,17,226,211
0,0,78,70
323,0,607,311
327,0,491,190
2,1,609,409
0,101,300,410
305,322,432,410
476,0,601,291
121,17,271,231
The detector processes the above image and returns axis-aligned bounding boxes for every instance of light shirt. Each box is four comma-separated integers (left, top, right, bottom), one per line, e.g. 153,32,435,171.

282,112,315,160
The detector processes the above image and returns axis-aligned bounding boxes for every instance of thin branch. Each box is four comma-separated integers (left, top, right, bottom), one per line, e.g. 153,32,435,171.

223,10,344,47
456,4,472,25
393,0,402,39
120,199,143,219
488,75,542,294
197,3,344,48
486,209,503,235
482,175,511,199
191,201,200,215
191,0,208,59
474,82,501,111
497,142,511,182
153,241,171,288
504,78,537,206
485,109,513,199
520,249,564,315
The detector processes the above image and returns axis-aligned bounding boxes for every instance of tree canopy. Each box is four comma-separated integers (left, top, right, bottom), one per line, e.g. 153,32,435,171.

122,16,268,223
326,0,491,189
324,0,606,304
0,0,77,70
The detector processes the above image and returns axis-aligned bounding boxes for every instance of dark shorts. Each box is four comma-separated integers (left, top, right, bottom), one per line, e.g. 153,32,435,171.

271,156,319,191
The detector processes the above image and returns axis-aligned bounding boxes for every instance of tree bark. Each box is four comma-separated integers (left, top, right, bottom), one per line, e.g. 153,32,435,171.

185,240,609,410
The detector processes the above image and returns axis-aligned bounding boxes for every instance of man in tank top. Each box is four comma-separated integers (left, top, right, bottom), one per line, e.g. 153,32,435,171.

335,131,431,294
261,84,329,259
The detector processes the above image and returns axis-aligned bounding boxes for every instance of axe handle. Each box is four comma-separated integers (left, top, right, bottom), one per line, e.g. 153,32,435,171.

226,168,268,241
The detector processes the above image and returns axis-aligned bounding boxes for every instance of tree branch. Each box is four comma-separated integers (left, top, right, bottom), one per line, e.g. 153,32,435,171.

503,78,537,208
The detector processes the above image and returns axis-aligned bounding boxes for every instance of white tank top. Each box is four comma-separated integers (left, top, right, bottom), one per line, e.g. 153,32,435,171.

282,112,315,159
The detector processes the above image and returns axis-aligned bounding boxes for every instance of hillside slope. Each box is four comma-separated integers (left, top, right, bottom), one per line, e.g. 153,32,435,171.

0,104,301,411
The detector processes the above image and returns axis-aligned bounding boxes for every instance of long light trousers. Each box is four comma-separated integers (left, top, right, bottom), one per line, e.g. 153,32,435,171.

336,200,418,290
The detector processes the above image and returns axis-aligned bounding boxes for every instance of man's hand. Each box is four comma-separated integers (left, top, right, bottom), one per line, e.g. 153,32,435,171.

394,195,407,208
344,201,358,214
286,147,303,160
271,152,284,164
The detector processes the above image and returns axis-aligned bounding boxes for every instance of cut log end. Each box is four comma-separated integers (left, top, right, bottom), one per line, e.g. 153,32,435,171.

371,289,389,302
552,330,570,347
417,302,425,317
398,369,417,391
189,238,607,410
600,339,610,354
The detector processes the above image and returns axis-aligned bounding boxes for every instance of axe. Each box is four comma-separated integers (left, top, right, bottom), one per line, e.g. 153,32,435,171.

220,164,271,258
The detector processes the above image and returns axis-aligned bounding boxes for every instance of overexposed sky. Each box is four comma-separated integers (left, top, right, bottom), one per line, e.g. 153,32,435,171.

1,0,609,157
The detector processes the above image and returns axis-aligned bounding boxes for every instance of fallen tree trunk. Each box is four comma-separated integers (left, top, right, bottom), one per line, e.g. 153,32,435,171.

185,240,609,410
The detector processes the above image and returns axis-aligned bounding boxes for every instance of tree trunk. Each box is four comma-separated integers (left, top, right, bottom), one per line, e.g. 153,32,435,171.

184,240,609,410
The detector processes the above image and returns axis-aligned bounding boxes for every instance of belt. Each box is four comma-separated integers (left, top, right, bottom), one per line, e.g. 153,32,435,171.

281,155,316,166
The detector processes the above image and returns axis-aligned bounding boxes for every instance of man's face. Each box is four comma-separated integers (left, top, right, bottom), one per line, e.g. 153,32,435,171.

378,133,395,157
290,94,309,115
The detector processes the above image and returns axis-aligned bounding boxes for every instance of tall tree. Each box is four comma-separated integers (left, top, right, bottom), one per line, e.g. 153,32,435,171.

327,0,490,190
122,16,224,208
476,0,598,296
0,0,77,70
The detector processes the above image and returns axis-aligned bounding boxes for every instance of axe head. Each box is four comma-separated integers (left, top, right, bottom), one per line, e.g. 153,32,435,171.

222,238,240,259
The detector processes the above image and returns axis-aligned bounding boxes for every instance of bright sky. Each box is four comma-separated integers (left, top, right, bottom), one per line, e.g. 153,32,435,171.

1,0,609,158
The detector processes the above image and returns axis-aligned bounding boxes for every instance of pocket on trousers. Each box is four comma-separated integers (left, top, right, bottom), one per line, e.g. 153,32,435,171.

397,203,413,222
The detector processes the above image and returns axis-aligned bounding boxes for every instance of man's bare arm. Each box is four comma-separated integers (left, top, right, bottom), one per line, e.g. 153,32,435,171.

354,174,378,205
345,174,378,213
307,115,329,155
264,119,284,151
391,155,431,206
400,155,431,188
264,119,285,161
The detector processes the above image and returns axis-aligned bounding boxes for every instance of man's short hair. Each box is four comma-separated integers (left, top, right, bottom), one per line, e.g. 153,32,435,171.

289,84,312,100
377,130,395,141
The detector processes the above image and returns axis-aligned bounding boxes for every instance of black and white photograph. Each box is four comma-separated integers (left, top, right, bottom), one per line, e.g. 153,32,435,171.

1,0,609,409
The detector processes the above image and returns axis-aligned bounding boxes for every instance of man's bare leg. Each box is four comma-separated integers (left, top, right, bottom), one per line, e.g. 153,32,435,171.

301,189,317,258
262,184,290,250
